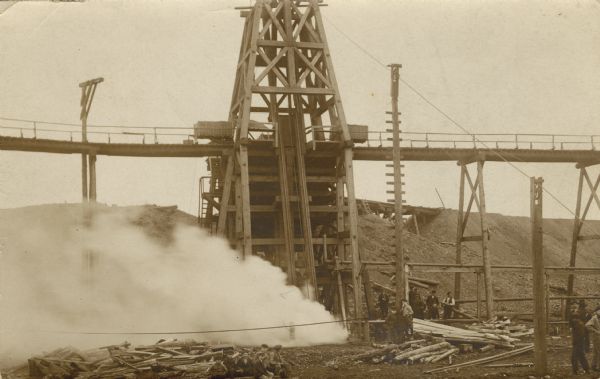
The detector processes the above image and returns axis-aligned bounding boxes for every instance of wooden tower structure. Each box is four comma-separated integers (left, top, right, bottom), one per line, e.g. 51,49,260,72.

197,0,368,335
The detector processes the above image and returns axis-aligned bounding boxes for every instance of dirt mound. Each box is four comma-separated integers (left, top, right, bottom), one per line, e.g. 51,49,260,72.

0,203,198,245
358,213,457,292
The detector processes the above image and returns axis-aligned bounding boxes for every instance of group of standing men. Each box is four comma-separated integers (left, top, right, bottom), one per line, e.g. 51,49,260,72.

410,288,456,320
569,301,600,375
377,287,457,343
382,298,414,343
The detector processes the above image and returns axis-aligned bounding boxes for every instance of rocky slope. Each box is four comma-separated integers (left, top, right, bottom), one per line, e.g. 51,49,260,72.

359,209,600,316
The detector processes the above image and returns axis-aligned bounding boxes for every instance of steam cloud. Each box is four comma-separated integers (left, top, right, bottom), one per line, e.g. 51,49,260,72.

0,206,347,365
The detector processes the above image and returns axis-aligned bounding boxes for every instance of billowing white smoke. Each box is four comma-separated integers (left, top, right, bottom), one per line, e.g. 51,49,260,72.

0,206,347,365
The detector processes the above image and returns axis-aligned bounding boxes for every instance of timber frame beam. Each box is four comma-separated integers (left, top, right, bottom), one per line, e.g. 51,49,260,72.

567,164,600,303
455,160,494,318
78,77,103,203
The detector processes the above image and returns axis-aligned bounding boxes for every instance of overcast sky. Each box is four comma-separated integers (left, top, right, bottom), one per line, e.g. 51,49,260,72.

1,0,599,219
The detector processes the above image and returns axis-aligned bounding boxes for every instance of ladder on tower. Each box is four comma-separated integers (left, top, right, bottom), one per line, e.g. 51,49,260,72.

198,176,211,227
198,157,222,233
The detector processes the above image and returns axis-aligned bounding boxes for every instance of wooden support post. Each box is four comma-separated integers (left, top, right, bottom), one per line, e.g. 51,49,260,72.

88,154,97,202
567,168,584,306
344,148,365,337
238,147,253,258
235,177,243,252
404,264,410,301
530,177,547,376
276,119,296,285
413,215,420,235
292,108,317,295
362,268,376,320
81,154,88,201
476,272,481,320
229,1,260,257
78,77,103,203
217,155,235,236
78,78,102,280
237,1,262,144
477,160,494,319
335,257,347,329
455,164,466,299
336,174,346,261
80,86,89,202
545,272,550,325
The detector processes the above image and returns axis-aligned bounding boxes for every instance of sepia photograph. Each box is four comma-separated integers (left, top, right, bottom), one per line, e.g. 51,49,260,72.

1,0,600,378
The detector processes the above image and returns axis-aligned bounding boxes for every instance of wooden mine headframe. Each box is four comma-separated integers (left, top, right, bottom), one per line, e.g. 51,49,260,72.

198,0,366,335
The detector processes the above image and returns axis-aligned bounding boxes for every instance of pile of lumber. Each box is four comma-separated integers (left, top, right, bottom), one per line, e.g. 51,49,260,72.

424,344,534,374
333,339,459,366
413,319,523,348
26,340,290,379
464,318,534,339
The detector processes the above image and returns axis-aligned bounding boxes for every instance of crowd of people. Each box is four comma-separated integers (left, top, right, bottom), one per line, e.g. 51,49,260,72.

377,287,458,343
377,287,457,321
414,288,457,320
569,300,600,375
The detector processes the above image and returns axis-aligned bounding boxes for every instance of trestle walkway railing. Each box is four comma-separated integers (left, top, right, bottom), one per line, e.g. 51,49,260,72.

0,117,193,145
1,116,599,152
364,131,600,151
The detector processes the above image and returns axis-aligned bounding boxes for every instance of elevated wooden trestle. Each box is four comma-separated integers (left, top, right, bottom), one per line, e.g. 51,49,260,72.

2,0,599,336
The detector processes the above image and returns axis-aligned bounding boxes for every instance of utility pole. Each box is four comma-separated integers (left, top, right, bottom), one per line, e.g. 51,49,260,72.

389,63,406,311
478,160,494,319
79,77,103,203
79,77,103,283
530,177,547,376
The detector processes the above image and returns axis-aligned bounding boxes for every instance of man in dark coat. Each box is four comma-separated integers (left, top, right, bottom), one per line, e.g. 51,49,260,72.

571,304,591,375
378,290,390,319
586,306,600,372
412,288,425,319
408,287,416,308
579,300,592,353
425,290,440,319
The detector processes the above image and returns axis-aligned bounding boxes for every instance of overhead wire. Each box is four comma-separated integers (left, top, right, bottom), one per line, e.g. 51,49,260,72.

40,318,365,336
0,116,188,130
324,13,600,261
322,15,591,222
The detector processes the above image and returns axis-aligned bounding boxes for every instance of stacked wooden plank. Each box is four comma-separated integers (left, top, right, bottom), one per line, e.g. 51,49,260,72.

26,340,290,379
341,339,459,366
413,319,522,348
424,344,534,374
333,318,532,368
464,319,534,339
334,319,533,370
